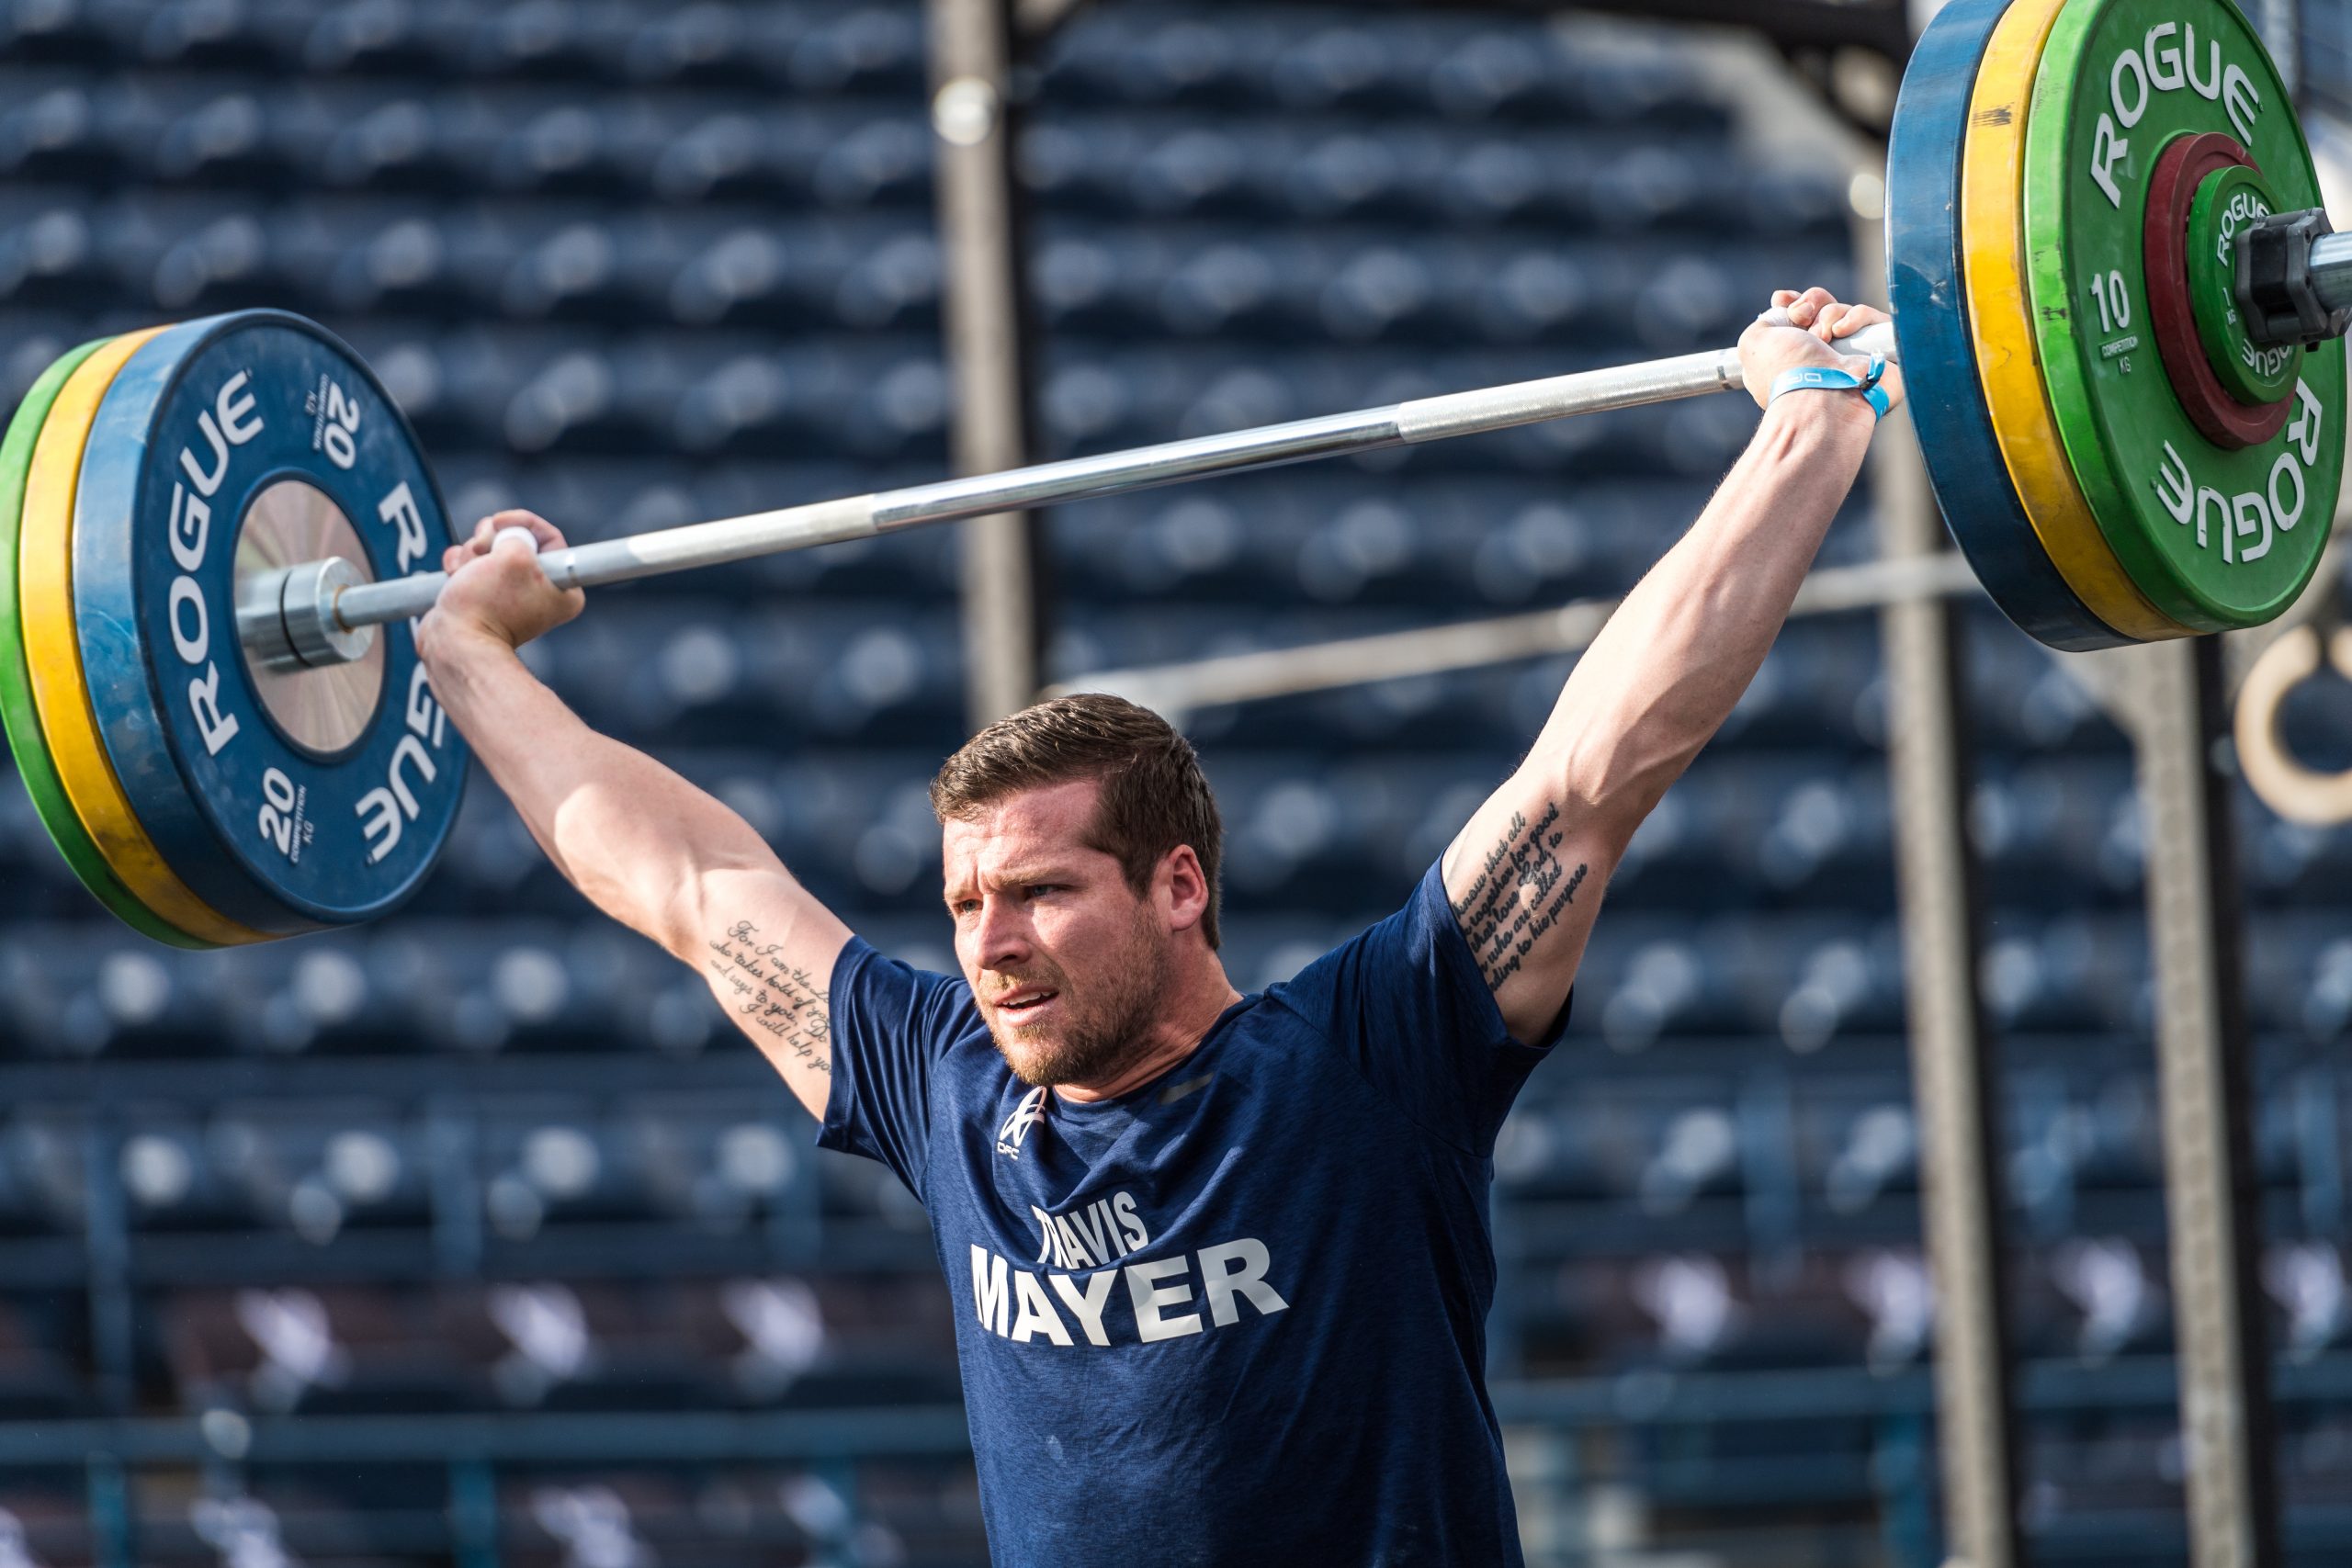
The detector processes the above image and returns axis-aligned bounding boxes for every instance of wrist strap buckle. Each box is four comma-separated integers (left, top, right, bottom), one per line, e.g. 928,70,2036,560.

1769,358,1892,422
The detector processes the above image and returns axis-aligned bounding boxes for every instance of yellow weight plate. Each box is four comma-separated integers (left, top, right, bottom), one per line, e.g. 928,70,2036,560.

19,329,272,946
1962,0,2190,643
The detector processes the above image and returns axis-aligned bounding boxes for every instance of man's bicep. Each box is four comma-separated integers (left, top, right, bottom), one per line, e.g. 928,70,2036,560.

1441,774,1609,1044
688,866,856,1122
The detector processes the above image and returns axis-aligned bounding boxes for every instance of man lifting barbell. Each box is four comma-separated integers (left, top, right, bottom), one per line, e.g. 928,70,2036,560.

1,0,2346,1556
408,289,1899,1567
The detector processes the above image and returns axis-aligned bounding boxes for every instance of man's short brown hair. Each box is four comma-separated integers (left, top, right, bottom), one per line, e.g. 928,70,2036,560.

930,694,1224,950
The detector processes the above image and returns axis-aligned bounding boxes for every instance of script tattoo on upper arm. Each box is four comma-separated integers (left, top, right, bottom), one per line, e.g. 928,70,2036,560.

708,920,831,1074
1450,801,1590,991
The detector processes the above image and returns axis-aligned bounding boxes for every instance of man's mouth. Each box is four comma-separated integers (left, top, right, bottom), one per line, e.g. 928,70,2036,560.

996,989,1059,1018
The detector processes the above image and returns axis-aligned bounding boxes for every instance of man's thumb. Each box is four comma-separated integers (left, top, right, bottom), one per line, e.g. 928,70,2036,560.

491,525,541,560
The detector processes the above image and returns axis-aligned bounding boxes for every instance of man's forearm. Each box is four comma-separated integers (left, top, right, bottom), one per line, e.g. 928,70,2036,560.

424,637,786,950
1532,392,1878,832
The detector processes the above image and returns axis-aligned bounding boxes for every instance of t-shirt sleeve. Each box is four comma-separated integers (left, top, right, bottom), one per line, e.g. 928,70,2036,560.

815,936,977,1201
1272,858,1568,1158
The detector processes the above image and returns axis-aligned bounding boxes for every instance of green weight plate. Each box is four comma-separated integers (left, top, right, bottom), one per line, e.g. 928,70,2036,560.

2024,0,2344,632
2187,162,2301,405
0,342,216,948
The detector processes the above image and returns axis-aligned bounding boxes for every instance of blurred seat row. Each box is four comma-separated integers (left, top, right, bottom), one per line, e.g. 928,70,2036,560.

0,188,1836,348
1023,118,1836,233
12,726,2352,946
0,1463,967,1568
0,1237,2341,1418
0,76,936,205
0,61,1816,230
5,3,1717,126
10,1421,2349,1568
164,1275,957,1414
11,898,2352,1057
0,1029,2333,1250
1502,1063,2349,1237
4,1,928,94
1517,1240,2210,1373
0,1272,956,1417
0,193,944,325
0,1085,838,1239
0,71,1821,237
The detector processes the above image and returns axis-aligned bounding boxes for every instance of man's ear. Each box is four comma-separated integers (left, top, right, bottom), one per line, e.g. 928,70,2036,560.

1160,845,1210,931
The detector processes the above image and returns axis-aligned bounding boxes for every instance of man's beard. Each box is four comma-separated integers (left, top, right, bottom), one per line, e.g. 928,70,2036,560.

987,909,1170,1089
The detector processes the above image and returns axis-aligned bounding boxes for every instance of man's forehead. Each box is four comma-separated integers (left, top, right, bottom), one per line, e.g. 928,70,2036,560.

941,778,1103,842
940,779,1110,879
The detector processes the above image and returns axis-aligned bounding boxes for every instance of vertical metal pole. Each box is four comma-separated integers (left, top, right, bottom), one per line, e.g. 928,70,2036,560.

83,1118,134,1416
929,0,1045,728
86,1452,132,1568
1858,183,2023,1568
2253,0,2301,97
2132,636,2280,1568
450,1460,502,1568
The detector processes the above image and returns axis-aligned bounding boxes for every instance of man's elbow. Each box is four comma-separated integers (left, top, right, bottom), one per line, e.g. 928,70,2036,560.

1552,733,1690,853
651,861,808,965
545,785,701,951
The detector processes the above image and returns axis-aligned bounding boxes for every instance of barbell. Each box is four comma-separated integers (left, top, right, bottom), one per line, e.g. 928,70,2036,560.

2,0,2348,946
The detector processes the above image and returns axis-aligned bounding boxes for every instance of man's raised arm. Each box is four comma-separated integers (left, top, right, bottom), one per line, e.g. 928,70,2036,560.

1442,288,1905,1043
416,513,852,1120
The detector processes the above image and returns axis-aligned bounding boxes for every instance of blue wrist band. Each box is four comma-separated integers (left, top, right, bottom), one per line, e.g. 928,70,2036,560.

1769,360,1893,422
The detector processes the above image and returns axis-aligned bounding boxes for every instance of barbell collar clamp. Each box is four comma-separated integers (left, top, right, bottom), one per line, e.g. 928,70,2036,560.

242,555,376,674
2237,207,2352,349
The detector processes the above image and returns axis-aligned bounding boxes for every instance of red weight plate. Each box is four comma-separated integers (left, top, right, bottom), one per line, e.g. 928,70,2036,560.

2144,131,2292,452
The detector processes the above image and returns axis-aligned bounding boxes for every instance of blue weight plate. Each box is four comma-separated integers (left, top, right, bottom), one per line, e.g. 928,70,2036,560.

1885,0,2128,651
74,311,467,930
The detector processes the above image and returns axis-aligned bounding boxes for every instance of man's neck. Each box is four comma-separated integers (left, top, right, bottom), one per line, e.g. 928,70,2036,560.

1053,958,1242,1104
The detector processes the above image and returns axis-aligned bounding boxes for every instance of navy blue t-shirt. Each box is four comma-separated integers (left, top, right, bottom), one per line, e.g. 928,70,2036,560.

818,860,1566,1566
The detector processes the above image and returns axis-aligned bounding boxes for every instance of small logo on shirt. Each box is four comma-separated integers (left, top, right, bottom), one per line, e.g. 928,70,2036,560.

1158,1071,1214,1106
996,1088,1046,1160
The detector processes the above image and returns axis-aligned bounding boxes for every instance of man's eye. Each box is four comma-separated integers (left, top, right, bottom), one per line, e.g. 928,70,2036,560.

1025,885,1059,897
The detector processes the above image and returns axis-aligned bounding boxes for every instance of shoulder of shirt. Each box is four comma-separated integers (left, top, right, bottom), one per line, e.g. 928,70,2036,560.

838,940,992,1052
1259,985,1486,1162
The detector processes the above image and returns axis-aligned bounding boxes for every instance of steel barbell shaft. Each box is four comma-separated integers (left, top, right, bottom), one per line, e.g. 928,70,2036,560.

311,323,1897,645
2312,231,2352,314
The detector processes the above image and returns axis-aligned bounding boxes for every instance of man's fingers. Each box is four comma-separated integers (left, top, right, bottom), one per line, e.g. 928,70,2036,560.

458,511,572,570
1832,305,1891,339
1767,289,1889,344
481,508,570,554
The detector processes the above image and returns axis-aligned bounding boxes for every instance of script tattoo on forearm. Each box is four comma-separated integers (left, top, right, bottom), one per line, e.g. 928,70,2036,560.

1450,802,1589,990
708,920,831,1074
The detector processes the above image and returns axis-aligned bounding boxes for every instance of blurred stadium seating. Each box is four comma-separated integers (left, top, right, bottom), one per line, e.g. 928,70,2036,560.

2,1,2350,1564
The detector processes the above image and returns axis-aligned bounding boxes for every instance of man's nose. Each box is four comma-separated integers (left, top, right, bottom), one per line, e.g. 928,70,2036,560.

974,897,1031,970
